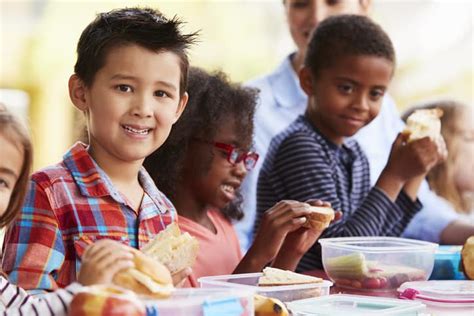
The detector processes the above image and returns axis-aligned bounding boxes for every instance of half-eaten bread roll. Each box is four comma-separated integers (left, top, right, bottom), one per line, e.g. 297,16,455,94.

113,251,173,298
142,222,199,274
303,206,335,230
403,108,443,142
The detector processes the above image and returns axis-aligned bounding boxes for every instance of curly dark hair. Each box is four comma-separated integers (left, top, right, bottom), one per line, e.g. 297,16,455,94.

305,14,395,78
74,7,198,95
144,67,258,221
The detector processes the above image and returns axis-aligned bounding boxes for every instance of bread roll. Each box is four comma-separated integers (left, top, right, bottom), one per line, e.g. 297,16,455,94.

303,206,335,230
113,251,173,298
403,108,443,142
142,222,199,274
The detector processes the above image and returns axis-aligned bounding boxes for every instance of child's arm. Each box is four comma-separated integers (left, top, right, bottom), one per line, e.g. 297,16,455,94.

2,180,66,293
272,201,342,271
0,240,135,315
0,276,82,316
233,200,314,274
377,133,443,201
256,133,415,240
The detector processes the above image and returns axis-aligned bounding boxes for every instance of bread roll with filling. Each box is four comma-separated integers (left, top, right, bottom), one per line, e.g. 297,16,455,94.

303,206,335,230
403,108,443,142
113,251,173,298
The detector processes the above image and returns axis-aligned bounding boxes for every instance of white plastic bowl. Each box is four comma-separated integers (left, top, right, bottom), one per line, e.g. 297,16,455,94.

319,237,437,291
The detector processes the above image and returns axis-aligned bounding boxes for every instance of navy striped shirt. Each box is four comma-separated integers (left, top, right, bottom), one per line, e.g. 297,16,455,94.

255,115,422,271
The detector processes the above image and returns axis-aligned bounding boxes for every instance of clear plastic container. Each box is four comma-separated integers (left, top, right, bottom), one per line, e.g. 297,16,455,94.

198,272,332,302
319,237,437,292
142,288,254,316
286,294,426,315
398,280,474,316
430,245,466,280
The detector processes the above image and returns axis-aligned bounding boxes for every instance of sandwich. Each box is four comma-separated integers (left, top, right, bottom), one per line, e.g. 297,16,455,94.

403,108,443,142
142,222,199,274
303,206,335,231
258,267,323,286
112,251,173,298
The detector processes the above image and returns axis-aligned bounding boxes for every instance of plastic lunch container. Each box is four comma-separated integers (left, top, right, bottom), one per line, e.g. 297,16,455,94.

429,245,466,280
142,288,254,316
198,272,332,302
319,237,437,292
286,294,426,315
398,280,474,316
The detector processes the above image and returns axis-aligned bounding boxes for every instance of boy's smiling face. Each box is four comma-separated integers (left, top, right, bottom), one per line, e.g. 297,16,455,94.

301,54,393,145
70,44,187,165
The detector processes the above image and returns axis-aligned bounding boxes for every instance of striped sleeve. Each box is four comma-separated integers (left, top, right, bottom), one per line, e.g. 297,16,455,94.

0,277,81,316
257,132,421,239
2,180,65,293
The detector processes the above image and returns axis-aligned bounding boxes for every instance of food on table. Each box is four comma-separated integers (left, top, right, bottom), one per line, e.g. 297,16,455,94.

326,252,426,290
403,108,443,142
142,222,199,274
112,251,173,298
69,285,145,316
254,294,289,316
461,236,474,279
258,267,323,286
303,206,335,230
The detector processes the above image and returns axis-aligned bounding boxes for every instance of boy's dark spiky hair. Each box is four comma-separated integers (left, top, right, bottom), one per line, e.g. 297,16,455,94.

305,14,395,77
74,7,198,95
144,67,258,221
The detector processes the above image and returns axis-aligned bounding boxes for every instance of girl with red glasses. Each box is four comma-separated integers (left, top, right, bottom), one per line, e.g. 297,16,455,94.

144,67,336,287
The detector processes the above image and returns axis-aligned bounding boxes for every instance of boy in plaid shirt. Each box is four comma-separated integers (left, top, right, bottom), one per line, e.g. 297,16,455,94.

2,7,197,294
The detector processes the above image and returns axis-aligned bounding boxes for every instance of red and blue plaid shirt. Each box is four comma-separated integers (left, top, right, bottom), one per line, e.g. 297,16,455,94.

2,142,175,294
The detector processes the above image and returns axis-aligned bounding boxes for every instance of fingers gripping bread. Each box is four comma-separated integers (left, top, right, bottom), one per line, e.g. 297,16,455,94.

403,108,443,142
303,206,335,230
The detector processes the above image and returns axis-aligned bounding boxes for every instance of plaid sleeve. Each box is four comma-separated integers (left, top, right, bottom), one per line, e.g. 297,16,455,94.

2,180,65,294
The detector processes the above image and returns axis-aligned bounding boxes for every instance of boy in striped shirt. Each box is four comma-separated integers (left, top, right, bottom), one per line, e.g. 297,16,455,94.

256,15,446,271
3,7,196,293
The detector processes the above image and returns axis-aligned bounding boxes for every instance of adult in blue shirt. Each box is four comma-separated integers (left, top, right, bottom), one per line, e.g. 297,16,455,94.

236,0,474,251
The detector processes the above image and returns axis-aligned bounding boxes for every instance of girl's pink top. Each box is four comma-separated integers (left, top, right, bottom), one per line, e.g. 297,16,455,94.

178,209,242,287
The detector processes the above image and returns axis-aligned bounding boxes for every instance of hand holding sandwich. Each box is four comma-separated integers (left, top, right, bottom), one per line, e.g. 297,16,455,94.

377,133,446,201
78,239,135,286
234,200,336,273
273,200,341,270
377,108,447,201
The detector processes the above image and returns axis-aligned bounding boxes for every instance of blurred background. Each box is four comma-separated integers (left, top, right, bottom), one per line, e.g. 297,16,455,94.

1,0,473,170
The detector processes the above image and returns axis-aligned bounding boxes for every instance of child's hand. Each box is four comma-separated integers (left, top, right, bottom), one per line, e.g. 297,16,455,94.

385,133,441,181
251,200,315,264
171,267,192,287
78,239,135,286
272,200,342,270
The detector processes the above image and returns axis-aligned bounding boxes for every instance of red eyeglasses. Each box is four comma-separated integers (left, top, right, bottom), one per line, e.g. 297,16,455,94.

194,139,259,171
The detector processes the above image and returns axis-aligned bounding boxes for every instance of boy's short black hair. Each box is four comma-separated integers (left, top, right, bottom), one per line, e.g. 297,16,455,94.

144,67,258,221
305,14,395,78
74,7,198,95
